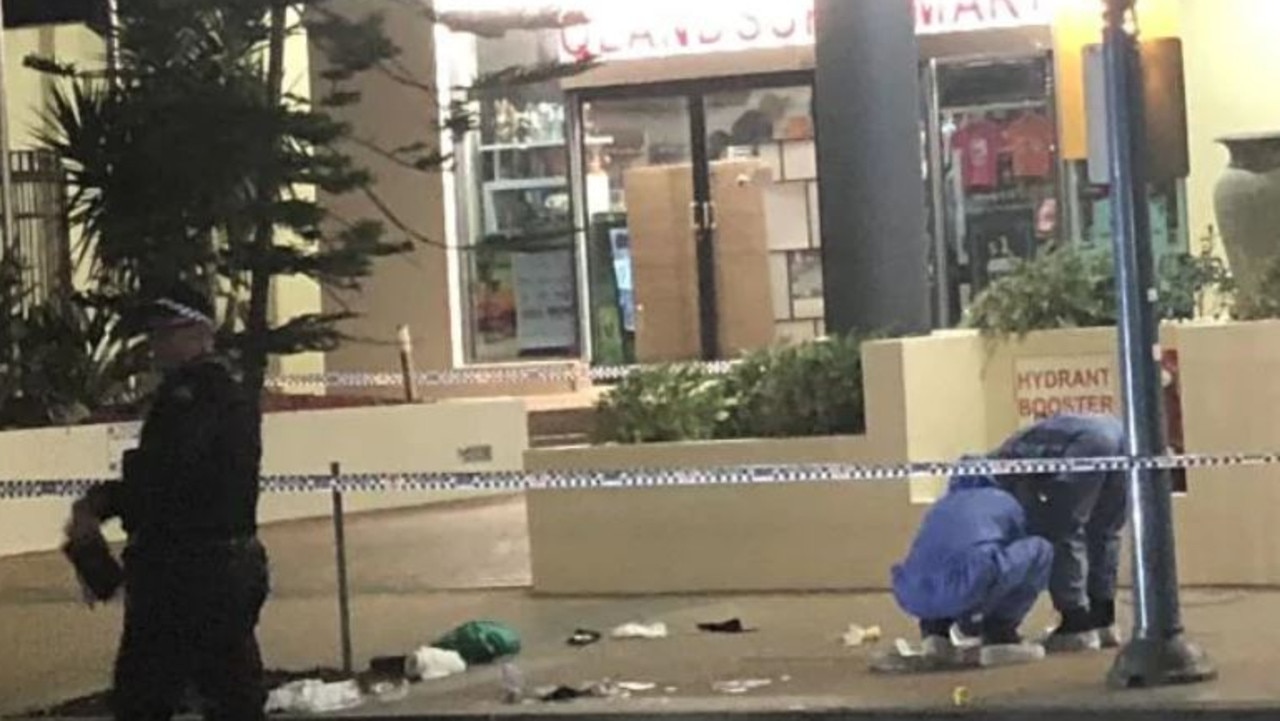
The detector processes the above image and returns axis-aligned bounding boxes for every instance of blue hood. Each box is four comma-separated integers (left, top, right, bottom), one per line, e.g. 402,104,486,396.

949,455,1000,492
892,463,1030,619
949,472,1000,492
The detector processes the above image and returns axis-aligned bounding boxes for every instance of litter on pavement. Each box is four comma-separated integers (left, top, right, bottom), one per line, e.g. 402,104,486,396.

611,621,668,639
537,680,632,702
264,679,364,714
434,620,521,665
697,618,756,634
567,628,603,647
406,647,467,681
712,678,773,694
841,624,883,647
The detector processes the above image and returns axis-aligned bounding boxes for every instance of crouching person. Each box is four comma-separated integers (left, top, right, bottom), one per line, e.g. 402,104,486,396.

993,413,1128,653
875,470,1053,671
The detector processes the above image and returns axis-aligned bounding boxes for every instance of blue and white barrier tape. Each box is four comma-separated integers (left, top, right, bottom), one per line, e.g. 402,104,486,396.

265,361,738,389
2,452,1277,501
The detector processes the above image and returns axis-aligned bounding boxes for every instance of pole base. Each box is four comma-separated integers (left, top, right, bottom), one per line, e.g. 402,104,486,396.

1107,634,1217,689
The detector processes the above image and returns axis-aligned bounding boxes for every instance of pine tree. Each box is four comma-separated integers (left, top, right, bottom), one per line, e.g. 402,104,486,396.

32,0,590,416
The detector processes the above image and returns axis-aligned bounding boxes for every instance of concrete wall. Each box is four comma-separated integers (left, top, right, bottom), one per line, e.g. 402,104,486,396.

526,436,921,595
526,321,1280,594
1179,0,1280,245
4,24,104,150
1173,321,1280,586
310,0,453,384
0,399,527,557
524,341,924,594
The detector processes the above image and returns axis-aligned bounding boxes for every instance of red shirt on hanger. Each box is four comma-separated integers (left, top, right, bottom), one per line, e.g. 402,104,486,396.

952,118,1003,190
1005,112,1055,179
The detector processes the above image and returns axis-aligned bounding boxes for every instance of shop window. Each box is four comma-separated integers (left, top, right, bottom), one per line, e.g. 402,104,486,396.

460,31,579,363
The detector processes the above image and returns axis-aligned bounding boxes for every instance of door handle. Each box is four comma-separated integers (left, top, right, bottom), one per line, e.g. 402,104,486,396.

704,201,717,231
690,201,702,231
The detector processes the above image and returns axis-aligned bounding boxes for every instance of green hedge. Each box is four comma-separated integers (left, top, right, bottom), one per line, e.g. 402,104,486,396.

596,335,867,444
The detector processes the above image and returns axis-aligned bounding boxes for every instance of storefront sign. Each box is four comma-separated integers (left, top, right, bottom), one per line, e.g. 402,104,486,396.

1014,355,1118,426
558,0,1057,62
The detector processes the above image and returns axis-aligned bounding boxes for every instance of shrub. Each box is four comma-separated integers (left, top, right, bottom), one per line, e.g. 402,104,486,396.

595,364,728,444
720,336,866,439
596,335,867,444
964,246,1116,340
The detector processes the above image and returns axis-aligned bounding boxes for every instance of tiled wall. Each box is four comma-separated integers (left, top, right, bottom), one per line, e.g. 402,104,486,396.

759,138,826,344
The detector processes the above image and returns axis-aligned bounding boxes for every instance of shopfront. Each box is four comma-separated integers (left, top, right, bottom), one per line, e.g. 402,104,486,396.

436,0,1189,367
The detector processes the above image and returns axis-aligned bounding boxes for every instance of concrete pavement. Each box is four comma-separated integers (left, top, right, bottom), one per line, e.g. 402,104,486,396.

4,495,1280,719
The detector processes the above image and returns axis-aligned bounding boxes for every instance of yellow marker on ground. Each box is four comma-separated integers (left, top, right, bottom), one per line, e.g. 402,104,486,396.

952,685,971,707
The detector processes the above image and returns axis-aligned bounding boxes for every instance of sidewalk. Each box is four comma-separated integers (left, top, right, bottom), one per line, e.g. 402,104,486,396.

3,497,1278,719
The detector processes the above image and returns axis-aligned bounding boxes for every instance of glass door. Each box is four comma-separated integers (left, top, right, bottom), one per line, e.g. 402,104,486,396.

576,76,819,366
702,85,822,351
578,95,703,365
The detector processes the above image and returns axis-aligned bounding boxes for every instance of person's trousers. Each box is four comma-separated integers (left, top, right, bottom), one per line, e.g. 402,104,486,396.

918,536,1053,641
112,538,269,721
995,414,1128,615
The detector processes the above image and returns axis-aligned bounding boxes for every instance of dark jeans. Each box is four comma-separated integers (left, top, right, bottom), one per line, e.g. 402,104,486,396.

994,414,1128,618
112,538,269,721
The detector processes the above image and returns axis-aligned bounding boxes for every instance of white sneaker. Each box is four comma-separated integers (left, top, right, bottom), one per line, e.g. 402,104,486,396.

1097,626,1122,649
924,635,981,668
1041,628,1102,653
922,635,957,660
949,623,982,650
979,642,1046,668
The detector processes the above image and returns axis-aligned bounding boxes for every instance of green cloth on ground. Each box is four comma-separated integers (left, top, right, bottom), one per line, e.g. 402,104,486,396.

434,621,521,665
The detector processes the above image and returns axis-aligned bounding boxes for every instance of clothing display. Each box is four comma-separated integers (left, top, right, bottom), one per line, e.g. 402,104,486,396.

952,118,1004,190
1004,112,1055,180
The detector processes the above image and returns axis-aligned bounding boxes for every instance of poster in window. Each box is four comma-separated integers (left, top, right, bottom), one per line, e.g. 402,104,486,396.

788,250,824,319
513,250,577,353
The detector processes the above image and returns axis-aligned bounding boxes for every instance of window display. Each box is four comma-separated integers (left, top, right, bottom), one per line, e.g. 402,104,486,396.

925,54,1061,319
460,31,581,363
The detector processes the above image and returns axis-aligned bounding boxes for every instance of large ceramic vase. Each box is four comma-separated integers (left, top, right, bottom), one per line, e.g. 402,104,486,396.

1214,133,1280,292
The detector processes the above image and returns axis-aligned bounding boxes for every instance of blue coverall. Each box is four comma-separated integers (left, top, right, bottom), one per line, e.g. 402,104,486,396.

892,473,1053,639
992,414,1128,623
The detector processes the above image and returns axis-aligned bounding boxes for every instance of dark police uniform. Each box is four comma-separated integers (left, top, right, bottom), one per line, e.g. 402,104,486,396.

83,355,268,720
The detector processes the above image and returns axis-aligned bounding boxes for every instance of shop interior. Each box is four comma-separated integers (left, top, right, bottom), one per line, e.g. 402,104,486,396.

457,30,1190,367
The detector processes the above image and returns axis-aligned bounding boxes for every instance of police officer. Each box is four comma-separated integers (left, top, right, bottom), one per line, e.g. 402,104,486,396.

64,284,268,720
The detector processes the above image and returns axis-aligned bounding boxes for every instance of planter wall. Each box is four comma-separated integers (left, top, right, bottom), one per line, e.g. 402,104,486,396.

526,321,1280,593
0,398,528,557
523,336,985,594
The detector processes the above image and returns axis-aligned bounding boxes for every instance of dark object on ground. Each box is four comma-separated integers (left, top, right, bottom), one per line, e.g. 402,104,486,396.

697,618,756,634
369,655,410,678
21,668,351,718
61,534,123,602
567,629,602,647
540,685,586,702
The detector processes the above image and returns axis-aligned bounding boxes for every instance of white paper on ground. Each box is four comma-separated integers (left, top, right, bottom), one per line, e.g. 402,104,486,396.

264,679,364,714
610,622,668,639
712,678,773,694
842,624,883,647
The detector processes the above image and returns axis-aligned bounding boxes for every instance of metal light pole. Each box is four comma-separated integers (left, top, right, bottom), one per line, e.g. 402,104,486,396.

0,1,17,253
1100,0,1215,688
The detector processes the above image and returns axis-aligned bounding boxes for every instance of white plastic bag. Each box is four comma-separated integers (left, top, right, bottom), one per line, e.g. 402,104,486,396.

406,646,467,681
264,679,364,714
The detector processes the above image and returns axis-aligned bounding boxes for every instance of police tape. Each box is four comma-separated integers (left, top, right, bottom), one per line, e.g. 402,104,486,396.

264,361,737,389
2,451,1278,501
